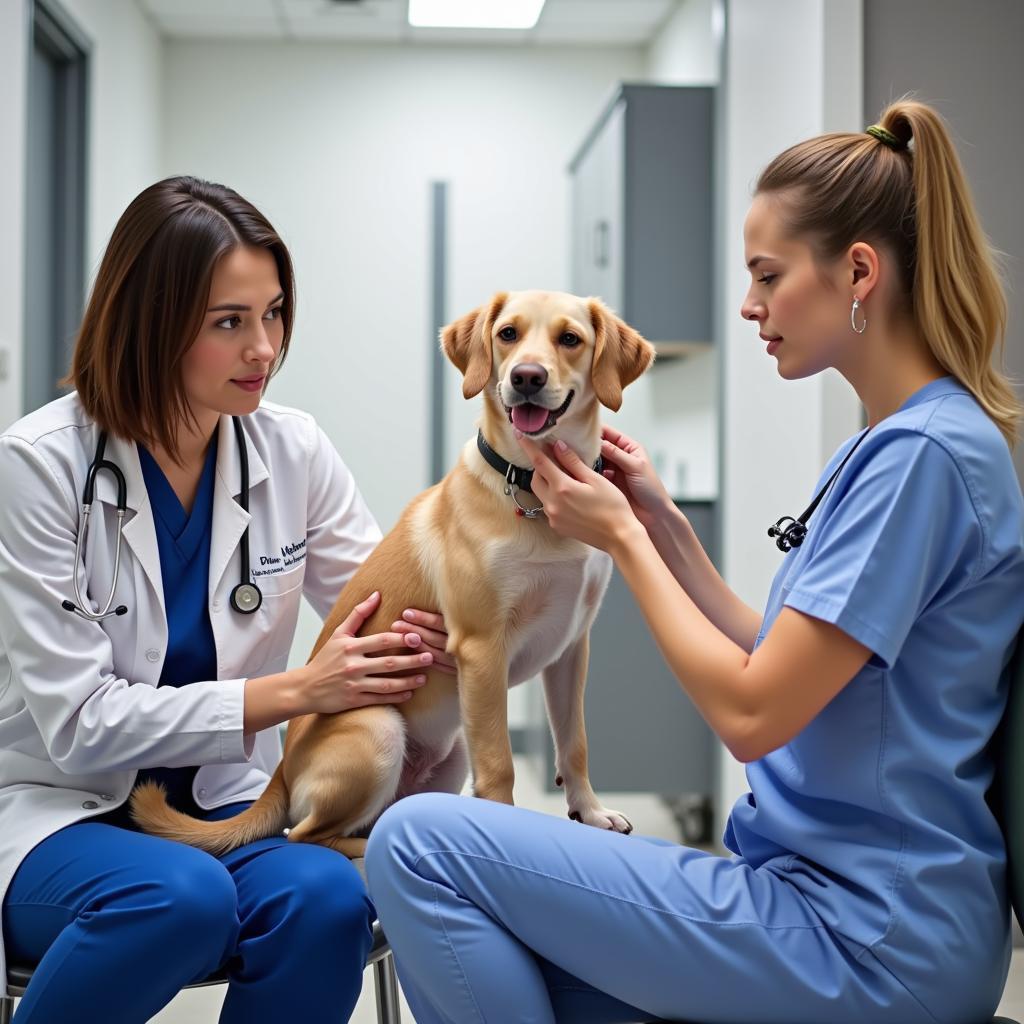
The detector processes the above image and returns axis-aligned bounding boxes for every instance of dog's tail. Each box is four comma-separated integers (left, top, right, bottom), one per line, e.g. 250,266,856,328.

129,763,290,856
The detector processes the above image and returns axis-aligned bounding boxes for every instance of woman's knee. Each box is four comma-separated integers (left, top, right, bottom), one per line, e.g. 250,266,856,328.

271,847,374,945
365,793,465,891
120,847,239,953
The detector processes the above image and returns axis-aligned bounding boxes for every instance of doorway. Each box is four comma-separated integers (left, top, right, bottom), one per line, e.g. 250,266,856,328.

24,0,88,413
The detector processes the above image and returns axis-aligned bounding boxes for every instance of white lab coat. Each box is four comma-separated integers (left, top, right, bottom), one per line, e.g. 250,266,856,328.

0,393,381,981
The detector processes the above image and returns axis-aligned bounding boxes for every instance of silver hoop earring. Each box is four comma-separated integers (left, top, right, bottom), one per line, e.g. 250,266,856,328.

850,296,867,334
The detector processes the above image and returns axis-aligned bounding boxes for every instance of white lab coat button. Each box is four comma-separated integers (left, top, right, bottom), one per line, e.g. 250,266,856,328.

100,794,114,801
145,649,160,662
82,800,99,809
198,788,207,797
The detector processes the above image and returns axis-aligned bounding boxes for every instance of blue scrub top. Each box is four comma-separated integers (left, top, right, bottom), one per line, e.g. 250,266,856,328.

725,377,1024,990
130,433,220,814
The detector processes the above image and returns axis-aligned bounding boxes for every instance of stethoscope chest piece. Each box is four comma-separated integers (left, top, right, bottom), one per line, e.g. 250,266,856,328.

767,516,807,553
766,426,871,555
230,582,262,615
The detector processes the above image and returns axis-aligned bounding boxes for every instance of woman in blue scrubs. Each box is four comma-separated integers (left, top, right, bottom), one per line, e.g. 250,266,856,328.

0,177,453,1022
365,101,1024,1022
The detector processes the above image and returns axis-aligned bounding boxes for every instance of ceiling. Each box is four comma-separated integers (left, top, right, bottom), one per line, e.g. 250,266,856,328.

136,0,679,46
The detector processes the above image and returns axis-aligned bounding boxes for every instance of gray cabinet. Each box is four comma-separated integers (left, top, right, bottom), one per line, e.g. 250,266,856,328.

569,84,714,357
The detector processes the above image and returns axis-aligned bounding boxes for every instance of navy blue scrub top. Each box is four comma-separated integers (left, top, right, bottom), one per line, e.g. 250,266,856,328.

115,434,220,821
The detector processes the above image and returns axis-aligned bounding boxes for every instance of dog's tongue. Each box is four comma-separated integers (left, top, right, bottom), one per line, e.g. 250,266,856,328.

511,404,549,434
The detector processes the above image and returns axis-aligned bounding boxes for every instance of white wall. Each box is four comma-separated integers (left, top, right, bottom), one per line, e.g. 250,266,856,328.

617,0,723,502
716,0,863,832
164,39,645,524
161,39,646,666
648,0,719,86
642,0,864,840
0,0,163,432
0,1,29,430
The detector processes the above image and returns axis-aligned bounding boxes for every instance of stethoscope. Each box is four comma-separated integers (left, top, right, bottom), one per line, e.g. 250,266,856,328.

61,416,263,620
767,427,871,553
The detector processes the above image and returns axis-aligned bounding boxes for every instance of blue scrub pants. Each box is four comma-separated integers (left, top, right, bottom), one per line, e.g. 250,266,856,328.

365,793,938,1024
2,800,374,1023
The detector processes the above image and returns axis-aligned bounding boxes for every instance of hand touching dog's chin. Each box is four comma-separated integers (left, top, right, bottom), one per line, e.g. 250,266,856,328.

525,418,602,468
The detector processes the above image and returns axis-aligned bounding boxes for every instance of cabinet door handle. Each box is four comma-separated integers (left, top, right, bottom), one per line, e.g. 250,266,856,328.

593,219,610,268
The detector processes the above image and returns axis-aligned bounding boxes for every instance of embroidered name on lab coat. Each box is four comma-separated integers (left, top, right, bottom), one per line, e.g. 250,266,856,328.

255,538,307,574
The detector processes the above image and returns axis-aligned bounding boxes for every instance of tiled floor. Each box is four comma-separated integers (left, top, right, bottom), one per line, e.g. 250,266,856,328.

11,755,1023,1021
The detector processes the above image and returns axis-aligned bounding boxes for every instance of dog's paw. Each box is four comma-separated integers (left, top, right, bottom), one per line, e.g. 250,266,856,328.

568,805,633,834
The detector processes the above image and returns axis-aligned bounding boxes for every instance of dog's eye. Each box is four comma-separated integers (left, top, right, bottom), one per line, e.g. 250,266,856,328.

498,326,517,342
560,332,580,348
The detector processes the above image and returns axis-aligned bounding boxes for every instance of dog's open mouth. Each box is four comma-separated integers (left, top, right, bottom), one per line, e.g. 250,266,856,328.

505,391,574,435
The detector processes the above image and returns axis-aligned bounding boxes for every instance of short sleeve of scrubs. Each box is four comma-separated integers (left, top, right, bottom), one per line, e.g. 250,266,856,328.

783,429,982,668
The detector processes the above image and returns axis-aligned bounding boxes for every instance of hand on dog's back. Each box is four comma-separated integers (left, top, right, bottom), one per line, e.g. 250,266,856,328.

298,591,432,714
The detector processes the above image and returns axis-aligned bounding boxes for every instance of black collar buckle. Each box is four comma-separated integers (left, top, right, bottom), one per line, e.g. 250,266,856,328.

476,430,604,521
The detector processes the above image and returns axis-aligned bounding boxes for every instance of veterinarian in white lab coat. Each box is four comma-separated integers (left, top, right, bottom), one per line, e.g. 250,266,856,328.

0,175,452,1023
365,102,1024,1023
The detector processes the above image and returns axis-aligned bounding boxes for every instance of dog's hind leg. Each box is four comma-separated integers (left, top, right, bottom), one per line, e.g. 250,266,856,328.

285,706,406,854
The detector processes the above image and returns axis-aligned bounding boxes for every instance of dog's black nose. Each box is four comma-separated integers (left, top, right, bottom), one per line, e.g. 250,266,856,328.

510,363,547,397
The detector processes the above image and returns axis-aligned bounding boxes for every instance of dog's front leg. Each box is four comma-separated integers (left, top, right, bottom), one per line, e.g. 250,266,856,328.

542,634,632,833
455,636,515,805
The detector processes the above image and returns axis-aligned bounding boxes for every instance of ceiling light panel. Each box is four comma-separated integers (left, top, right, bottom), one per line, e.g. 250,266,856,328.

408,0,547,30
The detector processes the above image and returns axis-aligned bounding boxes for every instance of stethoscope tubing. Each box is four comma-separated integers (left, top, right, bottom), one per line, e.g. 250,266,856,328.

768,427,872,553
62,418,261,620
63,432,130,620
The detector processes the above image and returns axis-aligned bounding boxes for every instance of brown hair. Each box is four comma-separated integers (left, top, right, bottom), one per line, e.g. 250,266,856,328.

756,98,1020,448
64,175,295,462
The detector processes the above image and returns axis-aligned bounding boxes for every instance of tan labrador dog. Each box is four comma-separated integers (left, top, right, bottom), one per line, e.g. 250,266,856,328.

131,290,654,857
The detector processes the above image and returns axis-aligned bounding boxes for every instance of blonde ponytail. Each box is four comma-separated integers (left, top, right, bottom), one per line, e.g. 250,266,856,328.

757,97,1020,448
877,101,1019,447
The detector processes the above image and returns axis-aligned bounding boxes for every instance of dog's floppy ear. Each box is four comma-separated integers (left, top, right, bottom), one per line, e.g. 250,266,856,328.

440,292,508,399
589,299,655,411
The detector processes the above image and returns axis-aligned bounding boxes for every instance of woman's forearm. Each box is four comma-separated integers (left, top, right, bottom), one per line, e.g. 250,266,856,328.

609,520,756,755
243,668,306,735
645,500,763,653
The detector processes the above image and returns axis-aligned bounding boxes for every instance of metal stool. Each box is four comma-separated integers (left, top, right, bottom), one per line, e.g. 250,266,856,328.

0,918,401,1023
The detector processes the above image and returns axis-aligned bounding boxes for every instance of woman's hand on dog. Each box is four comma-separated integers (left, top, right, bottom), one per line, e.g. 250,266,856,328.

515,432,646,554
301,592,436,713
390,608,458,676
598,426,675,530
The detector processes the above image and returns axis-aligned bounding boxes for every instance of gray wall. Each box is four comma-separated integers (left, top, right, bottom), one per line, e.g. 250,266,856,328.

864,0,1024,487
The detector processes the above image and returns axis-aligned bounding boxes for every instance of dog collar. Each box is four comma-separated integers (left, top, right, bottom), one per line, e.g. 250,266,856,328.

475,431,603,496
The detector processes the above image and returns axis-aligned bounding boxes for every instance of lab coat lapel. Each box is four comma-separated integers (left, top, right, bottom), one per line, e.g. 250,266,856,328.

88,417,270,607
209,415,269,598
98,431,165,612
